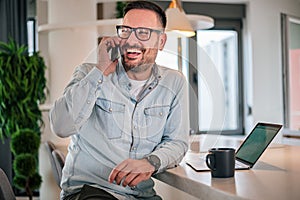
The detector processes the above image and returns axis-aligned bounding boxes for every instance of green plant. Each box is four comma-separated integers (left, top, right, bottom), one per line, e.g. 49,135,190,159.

115,1,128,18
0,39,46,199
10,128,42,199
0,39,46,141
10,128,40,155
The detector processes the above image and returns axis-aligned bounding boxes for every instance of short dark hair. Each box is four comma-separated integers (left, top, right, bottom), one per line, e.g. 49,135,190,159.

123,1,167,29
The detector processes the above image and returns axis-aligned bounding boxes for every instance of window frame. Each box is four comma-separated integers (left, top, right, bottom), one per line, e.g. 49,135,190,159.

185,3,246,135
194,19,244,135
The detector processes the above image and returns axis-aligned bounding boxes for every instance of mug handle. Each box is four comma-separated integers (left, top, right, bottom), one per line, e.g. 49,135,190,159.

206,153,216,170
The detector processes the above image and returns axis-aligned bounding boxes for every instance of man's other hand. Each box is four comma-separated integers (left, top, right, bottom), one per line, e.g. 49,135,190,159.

108,158,155,188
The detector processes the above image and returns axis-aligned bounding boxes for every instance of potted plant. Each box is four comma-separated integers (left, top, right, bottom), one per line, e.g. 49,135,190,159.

0,39,47,199
10,129,42,200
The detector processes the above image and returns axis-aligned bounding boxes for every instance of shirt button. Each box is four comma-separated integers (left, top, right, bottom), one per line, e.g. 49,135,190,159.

109,108,112,112
98,79,102,84
134,126,137,129
159,112,163,116
87,101,91,104
131,147,136,151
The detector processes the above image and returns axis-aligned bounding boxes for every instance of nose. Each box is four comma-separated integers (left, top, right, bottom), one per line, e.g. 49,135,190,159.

125,30,140,45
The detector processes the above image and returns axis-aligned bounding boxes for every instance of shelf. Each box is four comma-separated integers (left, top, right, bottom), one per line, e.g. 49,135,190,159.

38,18,123,33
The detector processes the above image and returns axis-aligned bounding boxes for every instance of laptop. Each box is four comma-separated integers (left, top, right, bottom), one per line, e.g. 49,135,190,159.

186,122,283,171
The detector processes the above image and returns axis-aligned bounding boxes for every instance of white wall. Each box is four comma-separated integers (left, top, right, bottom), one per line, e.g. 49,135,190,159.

243,0,300,135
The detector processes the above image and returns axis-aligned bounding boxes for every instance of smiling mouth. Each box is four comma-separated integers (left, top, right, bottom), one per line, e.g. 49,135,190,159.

126,48,142,59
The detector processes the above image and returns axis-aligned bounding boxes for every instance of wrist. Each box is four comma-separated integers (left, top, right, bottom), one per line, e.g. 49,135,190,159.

144,155,161,173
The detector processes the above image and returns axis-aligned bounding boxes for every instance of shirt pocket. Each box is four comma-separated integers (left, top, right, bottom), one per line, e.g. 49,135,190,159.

95,98,125,139
144,105,170,143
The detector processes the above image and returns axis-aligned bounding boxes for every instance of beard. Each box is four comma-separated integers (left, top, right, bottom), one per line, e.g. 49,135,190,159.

120,43,158,73
121,54,154,73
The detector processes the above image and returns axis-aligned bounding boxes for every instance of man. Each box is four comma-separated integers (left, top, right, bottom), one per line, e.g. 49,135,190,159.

49,1,189,199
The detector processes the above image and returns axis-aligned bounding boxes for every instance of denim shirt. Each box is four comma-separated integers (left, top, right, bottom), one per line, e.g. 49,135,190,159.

49,62,189,199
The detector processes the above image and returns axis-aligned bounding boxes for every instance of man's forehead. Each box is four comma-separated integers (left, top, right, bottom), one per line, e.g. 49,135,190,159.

123,9,162,28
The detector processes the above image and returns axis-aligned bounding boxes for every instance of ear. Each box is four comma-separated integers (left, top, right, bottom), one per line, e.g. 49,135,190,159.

158,33,167,51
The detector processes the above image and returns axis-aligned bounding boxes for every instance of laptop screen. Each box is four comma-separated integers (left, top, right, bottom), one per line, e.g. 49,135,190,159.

235,123,282,166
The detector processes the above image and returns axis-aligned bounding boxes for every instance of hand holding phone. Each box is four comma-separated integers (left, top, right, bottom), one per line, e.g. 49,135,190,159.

109,46,120,61
97,37,120,76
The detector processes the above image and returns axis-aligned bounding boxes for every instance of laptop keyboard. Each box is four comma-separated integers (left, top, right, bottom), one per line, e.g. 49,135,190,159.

235,160,249,169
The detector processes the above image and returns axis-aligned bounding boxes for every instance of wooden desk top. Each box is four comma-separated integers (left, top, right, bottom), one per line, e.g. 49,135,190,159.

154,144,300,200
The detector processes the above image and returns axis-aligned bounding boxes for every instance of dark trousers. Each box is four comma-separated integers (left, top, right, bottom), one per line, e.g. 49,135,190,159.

63,185,118,200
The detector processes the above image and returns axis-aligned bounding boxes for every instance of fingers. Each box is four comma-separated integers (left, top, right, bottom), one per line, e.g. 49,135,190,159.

97,36,121,76
102,36,120,52
108,160,128,183
121,173,139,187
108,159,155,188
122,171,153,187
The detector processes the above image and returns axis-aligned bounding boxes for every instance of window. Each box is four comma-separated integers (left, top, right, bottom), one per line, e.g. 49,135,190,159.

27,18,37,54
282,14,300,132
197,30,239,132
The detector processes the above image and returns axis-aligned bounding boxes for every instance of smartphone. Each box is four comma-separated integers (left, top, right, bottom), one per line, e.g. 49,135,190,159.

110,46,120,61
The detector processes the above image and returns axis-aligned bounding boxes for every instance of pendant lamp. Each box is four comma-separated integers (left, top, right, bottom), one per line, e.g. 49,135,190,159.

165,0,214,37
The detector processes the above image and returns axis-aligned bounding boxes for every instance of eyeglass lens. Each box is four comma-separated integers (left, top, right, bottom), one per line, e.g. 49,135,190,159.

117,26,154,41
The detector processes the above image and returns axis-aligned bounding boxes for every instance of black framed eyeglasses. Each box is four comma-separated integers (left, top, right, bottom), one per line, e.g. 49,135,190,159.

116,25,163,41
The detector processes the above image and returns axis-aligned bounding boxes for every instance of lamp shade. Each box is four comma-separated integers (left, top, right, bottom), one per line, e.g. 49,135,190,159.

165,7,195,37
187,14,214,30
165,0,214,37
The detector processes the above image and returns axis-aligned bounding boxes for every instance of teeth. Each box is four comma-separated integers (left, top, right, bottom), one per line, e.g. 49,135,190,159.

127,49,142,53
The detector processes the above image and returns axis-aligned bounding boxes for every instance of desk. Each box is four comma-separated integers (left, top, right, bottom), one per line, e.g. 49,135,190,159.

154,145,300,200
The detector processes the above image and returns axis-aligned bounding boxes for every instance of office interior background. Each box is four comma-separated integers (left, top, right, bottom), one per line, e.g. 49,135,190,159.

1,0,300,199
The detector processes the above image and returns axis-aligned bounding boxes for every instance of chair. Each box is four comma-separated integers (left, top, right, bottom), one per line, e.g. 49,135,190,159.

45,141,65,188
0,168,16,200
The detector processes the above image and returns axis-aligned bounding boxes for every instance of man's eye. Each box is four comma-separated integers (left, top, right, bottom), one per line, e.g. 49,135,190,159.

122,28,130,33
138,29,150,35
